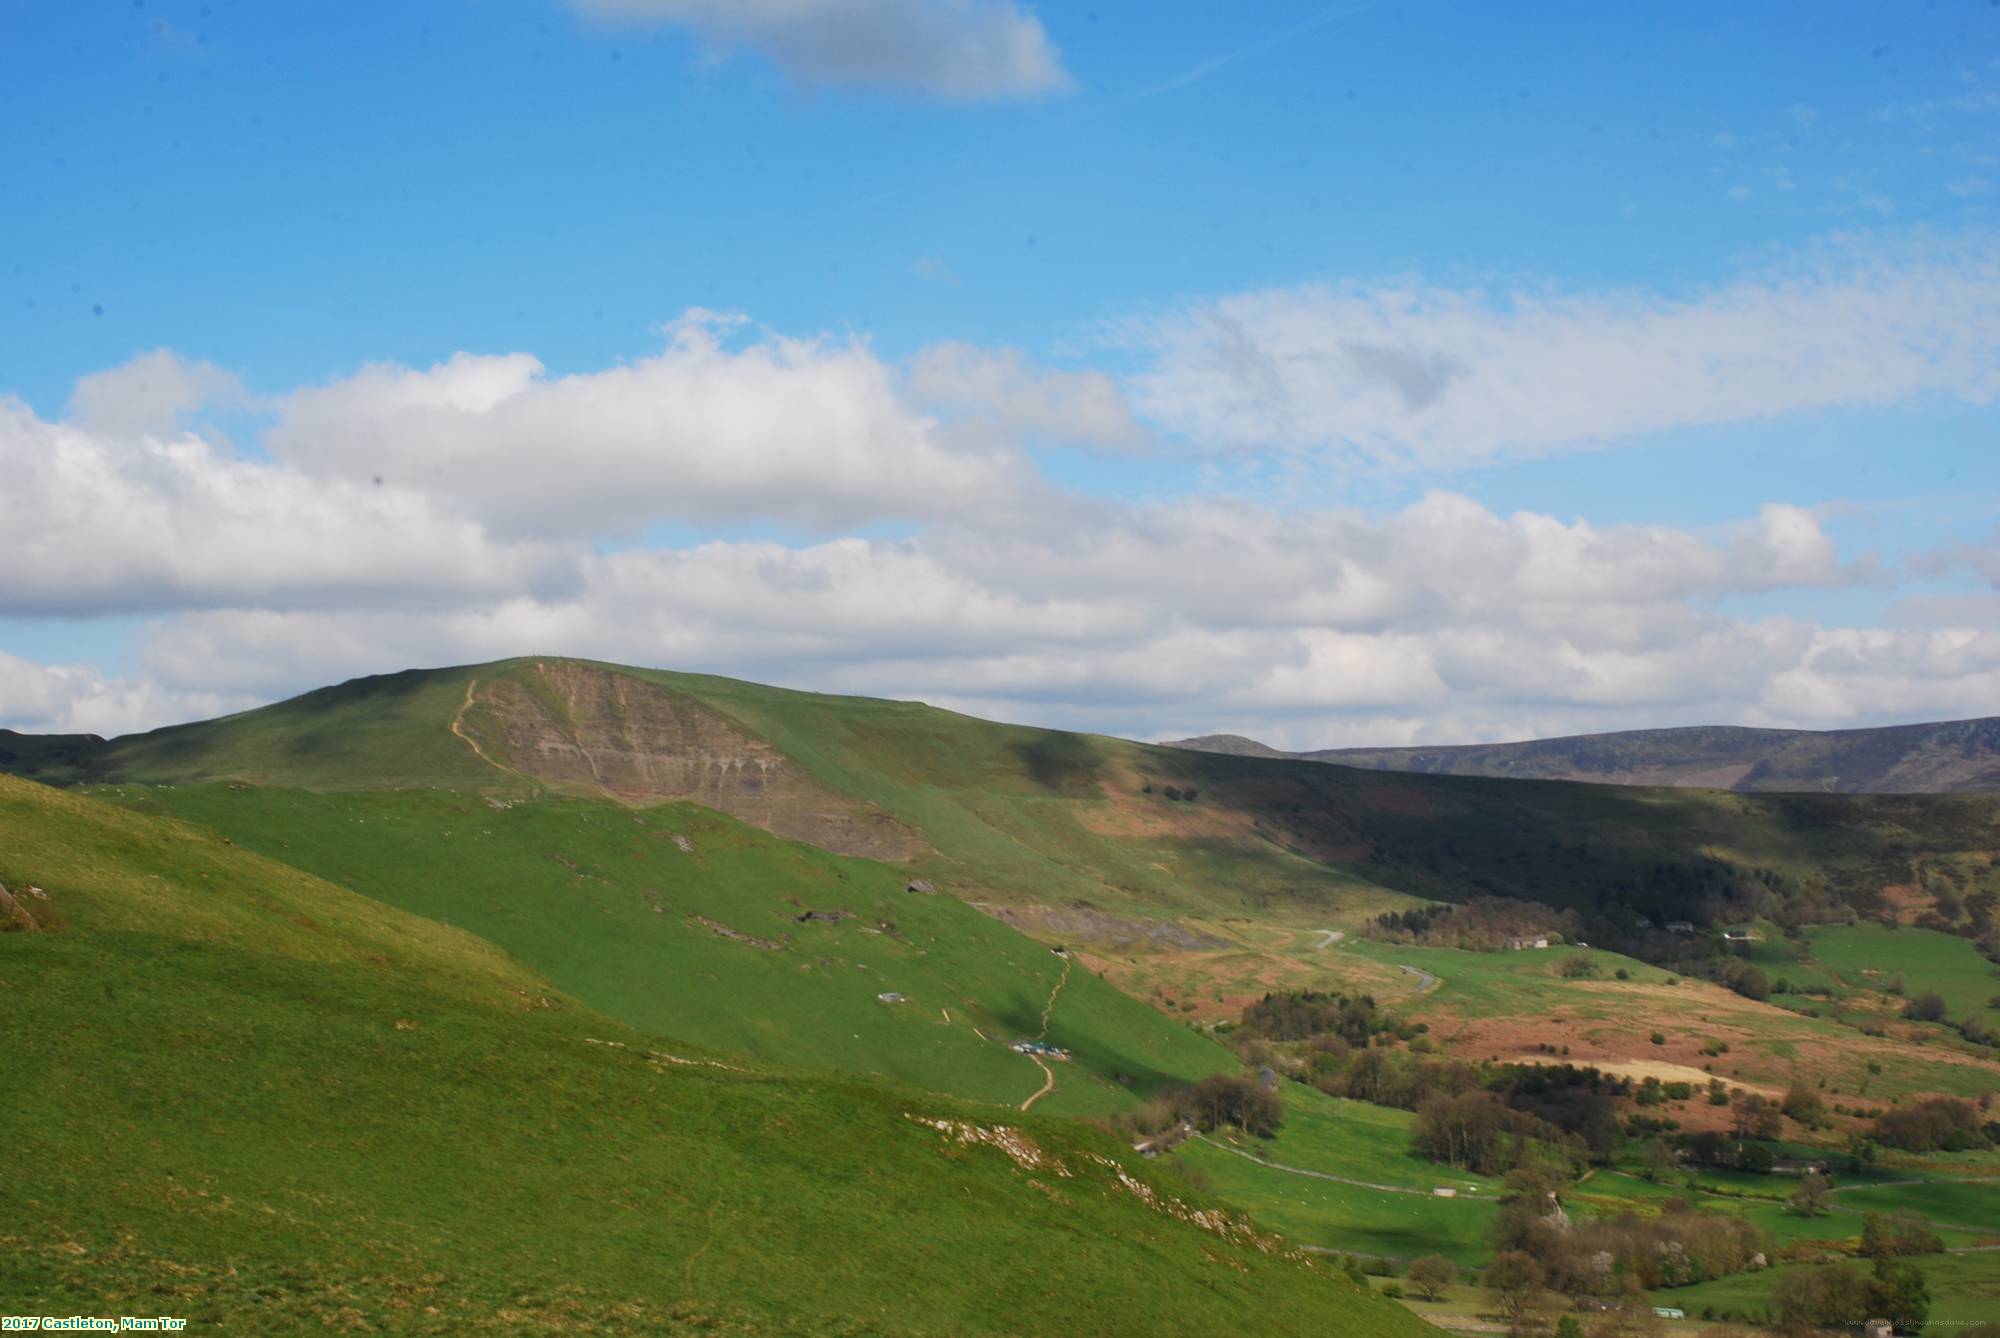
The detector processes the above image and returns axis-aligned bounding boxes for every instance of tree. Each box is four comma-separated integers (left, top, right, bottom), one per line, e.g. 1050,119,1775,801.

1723,960,1770,1001
1553,1316,1584,1338
1782,1084,1826,1127
1484,1250,1543,1324
1789,1172,1832,1217
1407,1254,1457,1302
1867,1256,1931,1334
1859,1210,1897,1259
1775,1262,1871,1333
1180,1074,1283,1137
1732,1093,1782,1142
1642,1136,1677,1183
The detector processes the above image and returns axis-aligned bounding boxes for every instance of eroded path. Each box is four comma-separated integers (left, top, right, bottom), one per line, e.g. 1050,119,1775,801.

1313,929,1345,950
1017,955,1074,1110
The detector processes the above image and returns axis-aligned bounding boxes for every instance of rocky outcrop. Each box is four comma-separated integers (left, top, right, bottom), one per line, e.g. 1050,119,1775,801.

457,662,927,861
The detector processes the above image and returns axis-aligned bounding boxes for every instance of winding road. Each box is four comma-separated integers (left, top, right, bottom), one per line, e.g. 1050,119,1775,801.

1397,963,1441,994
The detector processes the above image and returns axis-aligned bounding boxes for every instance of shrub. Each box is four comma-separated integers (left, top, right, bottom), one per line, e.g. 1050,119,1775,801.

1905,992,1948,1023
1723,961,1770,1001
1406,1254,1456,1302
1783,1085,1826,1127
1874,1096,1988,1152
1650,1031,1666,1046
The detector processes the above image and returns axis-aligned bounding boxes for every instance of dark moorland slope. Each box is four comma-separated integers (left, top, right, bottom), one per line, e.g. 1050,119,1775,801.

1168,716,2000,794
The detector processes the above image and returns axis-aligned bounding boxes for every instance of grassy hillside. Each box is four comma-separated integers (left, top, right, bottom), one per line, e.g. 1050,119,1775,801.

20,658,2000,941
0,774,1423,1335
1172,715,2000,794
100,781,1233,1116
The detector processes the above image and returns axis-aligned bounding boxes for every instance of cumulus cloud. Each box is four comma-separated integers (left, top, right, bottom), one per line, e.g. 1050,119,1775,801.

0,649,252,738
909,342,1144,449
20,488,1958,749
267,312,1033,537
569,0,1070,98
66,349,246,439
0,393,579,619
1121,238,2000,468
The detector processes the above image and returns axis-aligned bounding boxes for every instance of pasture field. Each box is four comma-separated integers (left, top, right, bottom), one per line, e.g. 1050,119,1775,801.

1177,1139,1501,1265
98,782,1233,1117
1808,922,2000,1032
1660,1250,2000,1329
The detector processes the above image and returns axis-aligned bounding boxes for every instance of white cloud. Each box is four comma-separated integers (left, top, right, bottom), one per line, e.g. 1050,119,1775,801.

34,490,1957,750
0,392,579,619
908,342,1144,449
66,349,245,439
568,0,1070,98
1119,239,2000,469
267,312,1033,537
0,649,251,737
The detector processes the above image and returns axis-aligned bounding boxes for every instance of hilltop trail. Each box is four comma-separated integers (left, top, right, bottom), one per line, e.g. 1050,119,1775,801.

1314,929,1344,950
448,679,510,776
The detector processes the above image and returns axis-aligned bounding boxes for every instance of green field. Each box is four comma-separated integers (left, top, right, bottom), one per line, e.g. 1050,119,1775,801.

0,774,1420,1335
1808,923,2000,1032
98,782,1232,1117
1661,1251,2000,1328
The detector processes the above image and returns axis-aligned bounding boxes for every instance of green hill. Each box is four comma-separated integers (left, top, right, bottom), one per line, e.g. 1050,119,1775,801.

1169,716,2000,794
99,780,1233,1116
0,773,1419,1335
30,657,1998,940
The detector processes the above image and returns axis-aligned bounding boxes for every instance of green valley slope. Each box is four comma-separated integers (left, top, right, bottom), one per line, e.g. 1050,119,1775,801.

0,774,1418,1336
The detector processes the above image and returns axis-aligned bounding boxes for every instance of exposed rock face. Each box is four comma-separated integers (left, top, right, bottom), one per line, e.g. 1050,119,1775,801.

459,662,926,861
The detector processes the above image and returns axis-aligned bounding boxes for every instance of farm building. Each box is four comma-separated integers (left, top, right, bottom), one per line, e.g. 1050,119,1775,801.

1010,1039,1070,1061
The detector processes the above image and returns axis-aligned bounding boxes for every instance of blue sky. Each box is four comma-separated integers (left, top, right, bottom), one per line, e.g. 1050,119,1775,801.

3,0,1998,744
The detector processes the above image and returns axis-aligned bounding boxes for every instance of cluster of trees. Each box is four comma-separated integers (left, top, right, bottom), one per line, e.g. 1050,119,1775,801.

1370,896,1580,952
1491,1170,1768,1296
1774,1257,1930,1334
1174,1073,1283,1138
1873,1095,1994,1152
1236,989,1385,1046
1412,1090,1572,1176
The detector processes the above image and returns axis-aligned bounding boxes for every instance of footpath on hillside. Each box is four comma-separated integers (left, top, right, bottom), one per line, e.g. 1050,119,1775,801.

1019,955,1073,1112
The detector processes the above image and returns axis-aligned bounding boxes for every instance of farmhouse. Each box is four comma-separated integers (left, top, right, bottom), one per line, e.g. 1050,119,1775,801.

1664,920,1696,934
1010,1039,1071,1061
1506,935,1551,951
